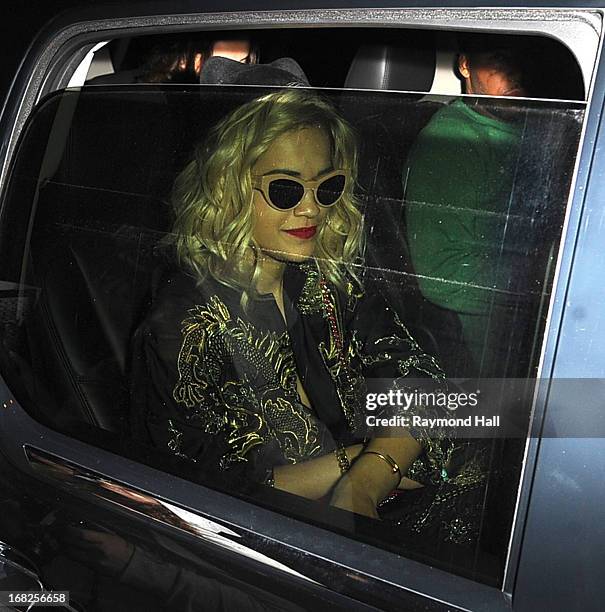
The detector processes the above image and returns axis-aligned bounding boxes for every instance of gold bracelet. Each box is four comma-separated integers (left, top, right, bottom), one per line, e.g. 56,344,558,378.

363,451,402,480
335,444,350,474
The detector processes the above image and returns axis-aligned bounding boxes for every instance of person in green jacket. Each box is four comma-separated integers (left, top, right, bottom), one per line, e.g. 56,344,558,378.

404,38,529,377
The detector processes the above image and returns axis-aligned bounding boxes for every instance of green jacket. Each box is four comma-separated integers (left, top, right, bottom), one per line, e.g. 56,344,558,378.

404,99,523,373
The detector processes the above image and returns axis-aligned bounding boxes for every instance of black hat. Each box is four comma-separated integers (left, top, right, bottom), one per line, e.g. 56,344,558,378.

200,57,310,87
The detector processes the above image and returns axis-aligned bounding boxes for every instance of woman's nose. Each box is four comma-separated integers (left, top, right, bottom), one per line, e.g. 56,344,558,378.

294,188,321,217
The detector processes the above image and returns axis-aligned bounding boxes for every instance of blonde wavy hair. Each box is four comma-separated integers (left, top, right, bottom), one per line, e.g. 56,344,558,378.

170,89,365,308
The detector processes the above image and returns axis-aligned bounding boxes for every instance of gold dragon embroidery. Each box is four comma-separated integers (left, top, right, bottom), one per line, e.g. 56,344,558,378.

172,295,320,466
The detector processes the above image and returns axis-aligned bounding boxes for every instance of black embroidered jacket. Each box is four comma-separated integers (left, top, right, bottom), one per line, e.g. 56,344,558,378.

131,262,479,499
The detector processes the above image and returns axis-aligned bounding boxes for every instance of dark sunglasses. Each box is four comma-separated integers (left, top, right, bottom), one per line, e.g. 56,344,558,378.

252,170,348,211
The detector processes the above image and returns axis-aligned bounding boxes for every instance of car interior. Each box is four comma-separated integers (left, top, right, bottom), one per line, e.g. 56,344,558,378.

0,25,587,585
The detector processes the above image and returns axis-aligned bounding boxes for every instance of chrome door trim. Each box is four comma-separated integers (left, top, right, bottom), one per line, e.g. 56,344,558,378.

25,446,320,587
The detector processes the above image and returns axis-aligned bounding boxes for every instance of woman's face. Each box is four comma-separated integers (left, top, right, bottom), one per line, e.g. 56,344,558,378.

251,126,333,263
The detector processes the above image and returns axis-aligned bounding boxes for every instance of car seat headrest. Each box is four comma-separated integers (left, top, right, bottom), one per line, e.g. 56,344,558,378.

345,42,436,92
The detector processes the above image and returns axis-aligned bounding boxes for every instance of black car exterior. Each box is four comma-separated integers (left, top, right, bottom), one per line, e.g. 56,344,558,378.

0,2,604,611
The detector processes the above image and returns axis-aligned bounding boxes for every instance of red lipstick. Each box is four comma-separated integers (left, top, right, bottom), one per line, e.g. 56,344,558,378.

284,226,317,239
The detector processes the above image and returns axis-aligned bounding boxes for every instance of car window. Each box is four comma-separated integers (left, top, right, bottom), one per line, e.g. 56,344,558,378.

75,28,585,100
0,30,586,588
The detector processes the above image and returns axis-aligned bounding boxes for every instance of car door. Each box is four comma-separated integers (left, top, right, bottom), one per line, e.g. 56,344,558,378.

0,3,603,611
